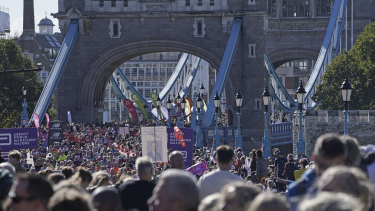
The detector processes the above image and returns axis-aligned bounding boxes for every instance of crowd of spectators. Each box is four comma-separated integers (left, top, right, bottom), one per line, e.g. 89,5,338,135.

0,120,375,211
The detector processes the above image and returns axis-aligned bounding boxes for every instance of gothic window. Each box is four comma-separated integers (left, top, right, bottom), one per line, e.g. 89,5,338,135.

109,19,121,38
267,0,277,17
186,0,190,6
210,0,215,6
198,0,202,6
124,0,128,7
248,44,256,58
316,0,333,16
194,18,205,37
111,0,116,7
99,0,104,7
283,0,310,17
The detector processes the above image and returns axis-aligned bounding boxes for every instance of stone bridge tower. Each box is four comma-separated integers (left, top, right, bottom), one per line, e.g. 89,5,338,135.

54,0,268,149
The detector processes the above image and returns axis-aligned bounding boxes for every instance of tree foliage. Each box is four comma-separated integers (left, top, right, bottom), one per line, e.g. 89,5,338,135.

313,22,375,110
0,40,44,128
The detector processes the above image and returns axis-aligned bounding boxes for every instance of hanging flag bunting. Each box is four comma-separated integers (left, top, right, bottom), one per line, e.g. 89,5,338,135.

131,93,148,120
67,111,72,125
174,126,186,147
124,99,139,123
150,91,162,119
160,106,168,120
45,113,50,129
33,113,40,128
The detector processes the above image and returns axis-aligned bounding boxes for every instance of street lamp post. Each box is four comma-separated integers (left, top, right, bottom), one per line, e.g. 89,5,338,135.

213,92,221,150
181,97,186,128
196,94,203,148
176,94,182,127
262,86,271,158
20,87,28,127
341,77,353,135
156,96,161,126
166,95,172,128
199,83,205,145
296,81,307,155
235,90,243,150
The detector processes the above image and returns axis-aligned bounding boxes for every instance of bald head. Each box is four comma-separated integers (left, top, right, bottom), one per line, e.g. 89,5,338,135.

169,151,184,169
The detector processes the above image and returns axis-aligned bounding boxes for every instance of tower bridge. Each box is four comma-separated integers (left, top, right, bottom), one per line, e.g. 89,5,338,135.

26,0,375,149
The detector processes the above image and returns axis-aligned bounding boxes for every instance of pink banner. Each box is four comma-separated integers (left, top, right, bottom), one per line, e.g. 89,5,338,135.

124,99,138,123
33,113,40,128
187,160,207,176
45,113,50,129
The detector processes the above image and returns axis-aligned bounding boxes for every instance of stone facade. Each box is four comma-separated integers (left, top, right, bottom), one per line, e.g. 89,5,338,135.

303,110,375,157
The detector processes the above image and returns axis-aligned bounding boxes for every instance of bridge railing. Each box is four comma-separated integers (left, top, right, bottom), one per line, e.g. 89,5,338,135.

270,122,293,146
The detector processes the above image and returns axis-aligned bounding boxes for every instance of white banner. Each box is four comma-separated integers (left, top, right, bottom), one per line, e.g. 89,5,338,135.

141,126,168,162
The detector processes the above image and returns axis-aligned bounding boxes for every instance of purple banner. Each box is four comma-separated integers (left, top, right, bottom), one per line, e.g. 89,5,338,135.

0,128,38,158
167,128,194,168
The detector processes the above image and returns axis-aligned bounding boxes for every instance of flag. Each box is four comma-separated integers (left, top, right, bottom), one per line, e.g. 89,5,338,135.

131,93,148,120
124,99,138,123
45,113,50,129
33,113,40,128
174,126,186,147
150,91,162,119
67,111,72,125
187,160,207,176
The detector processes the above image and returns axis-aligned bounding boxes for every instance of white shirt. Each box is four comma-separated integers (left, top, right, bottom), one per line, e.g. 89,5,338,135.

197,169,242,199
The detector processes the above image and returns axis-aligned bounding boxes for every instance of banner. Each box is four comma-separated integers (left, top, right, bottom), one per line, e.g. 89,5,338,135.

48,120,63,145
33,113,40,128
67,111,72,125
141,127,168,162
131,93,148,120
160,106,168,120
45,113,50,129
167,127,194,168
124,99,138,123
0,128,38,159
119,126,129,135
151,108,161,120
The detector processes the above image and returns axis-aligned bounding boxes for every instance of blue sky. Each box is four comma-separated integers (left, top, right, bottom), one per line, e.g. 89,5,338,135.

0,0,59,36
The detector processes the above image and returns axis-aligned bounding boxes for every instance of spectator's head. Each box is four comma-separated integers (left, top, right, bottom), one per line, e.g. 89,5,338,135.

287,154,294,162
7,174,54,211
216,145,234,170
47,187,93,211
135,157,153,181
0,162,16,177
148,169,198,211
8,150,22,164
317,166,374,211
198,193,221,211
219,182,261,211
0,169,13,207
313,133,346,175
169,151,184,169
47,173,65,185
256,150,263,159
299,158,309,169
61,166,74,179
92,187,122,211
69,167,92,188
341,135,360,166
298,192,360,211
248,193,289,211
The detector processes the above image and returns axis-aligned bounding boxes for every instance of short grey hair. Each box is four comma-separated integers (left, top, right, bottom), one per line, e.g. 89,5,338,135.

135,157,153,177
248,193,289,211
159,169,199,211
299,192,361,211
0,162,16,177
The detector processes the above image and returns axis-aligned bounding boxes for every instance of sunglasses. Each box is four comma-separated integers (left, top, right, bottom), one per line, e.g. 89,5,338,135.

9,192,36,204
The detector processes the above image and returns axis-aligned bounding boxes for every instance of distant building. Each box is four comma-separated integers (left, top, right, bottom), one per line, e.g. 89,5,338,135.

0,6,10,38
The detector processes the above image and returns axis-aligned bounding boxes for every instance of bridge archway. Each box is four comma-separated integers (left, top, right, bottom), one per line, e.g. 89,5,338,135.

268,48,319,69
76,39,235,117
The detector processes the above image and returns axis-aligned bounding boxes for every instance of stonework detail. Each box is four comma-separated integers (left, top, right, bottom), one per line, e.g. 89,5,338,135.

267,18,329,31
109,19,121,38
304,110,375,157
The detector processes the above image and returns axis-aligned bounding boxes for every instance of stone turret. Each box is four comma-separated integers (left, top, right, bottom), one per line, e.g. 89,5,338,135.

21,0,35,39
